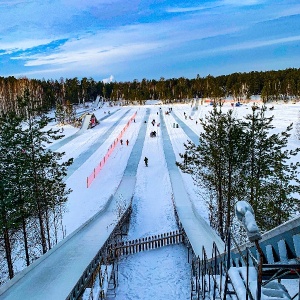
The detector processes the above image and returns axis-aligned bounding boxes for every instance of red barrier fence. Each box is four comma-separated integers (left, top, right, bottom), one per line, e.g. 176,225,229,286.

86,111,137,188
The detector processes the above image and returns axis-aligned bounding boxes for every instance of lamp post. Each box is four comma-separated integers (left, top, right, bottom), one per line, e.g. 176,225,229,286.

235,201,263,300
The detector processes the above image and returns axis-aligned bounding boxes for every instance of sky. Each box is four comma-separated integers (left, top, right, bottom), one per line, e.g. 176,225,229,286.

0,0,300,82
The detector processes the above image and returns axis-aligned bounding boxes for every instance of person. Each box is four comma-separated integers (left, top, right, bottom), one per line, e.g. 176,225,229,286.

144,156,148,167
126,139,129,146
120,139,123,145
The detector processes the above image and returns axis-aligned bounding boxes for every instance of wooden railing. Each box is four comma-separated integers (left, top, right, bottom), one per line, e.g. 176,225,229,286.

109,230,183,258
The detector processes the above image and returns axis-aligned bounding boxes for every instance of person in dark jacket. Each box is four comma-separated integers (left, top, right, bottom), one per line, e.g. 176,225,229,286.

144,156,148,167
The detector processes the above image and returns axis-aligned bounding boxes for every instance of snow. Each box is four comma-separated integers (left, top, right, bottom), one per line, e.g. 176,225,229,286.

2,101,300,299
56,101,300,299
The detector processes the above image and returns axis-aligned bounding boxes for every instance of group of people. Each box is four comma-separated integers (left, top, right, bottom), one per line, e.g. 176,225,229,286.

120,139,129,146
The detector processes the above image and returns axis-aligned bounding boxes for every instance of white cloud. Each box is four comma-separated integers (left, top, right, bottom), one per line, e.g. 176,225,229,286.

9,15,242,69
222,0,264,6
180,35,300,61
0,39,54,55
2,0,299,80
0,0,30,6
210,35,300,53
61,0,122,8
5,8,247,79
102,75,114,83
275,4,300,18
166,0,264,13
16,41,162,67
166,5,214,13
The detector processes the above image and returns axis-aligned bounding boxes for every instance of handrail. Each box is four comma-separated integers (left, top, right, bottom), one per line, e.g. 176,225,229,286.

191,221,300,300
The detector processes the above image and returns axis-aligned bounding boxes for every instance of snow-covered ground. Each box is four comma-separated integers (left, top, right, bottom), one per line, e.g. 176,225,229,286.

3,101,299,299
48,101,299,300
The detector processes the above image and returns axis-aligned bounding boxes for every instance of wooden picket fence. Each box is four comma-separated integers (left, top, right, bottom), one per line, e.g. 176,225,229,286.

109,230,183,258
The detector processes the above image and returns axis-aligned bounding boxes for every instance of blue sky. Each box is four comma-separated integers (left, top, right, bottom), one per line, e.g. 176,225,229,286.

0,0,300,82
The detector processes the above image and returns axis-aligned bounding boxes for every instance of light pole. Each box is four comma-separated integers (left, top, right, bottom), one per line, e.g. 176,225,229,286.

235,201,263,300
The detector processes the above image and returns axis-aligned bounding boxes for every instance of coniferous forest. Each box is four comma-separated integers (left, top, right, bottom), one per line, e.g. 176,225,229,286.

0,68,300,116
0,90,73,283
1,67,300,283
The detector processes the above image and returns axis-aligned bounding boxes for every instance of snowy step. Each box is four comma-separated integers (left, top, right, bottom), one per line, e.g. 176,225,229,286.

228,267,252,299
228,267,292,300
261,281,291,300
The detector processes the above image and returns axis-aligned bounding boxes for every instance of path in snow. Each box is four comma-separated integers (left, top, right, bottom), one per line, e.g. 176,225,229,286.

65,109,132,178
49,108,121,151
116,107,190,300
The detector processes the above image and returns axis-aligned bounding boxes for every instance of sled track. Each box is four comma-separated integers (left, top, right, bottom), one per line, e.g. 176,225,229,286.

0,107,224,300
0,109,148,300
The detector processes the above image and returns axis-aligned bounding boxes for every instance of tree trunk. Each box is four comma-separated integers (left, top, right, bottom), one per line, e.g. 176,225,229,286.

45,208,51,250
22,216,30,266
217,167,224,240
37,203,47,254
3,227,14,279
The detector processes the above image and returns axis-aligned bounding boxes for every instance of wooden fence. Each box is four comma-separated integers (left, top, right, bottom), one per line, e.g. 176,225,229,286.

109,230,183,258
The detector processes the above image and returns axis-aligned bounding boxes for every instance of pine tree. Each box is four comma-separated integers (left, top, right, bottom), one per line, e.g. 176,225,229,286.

55,102,65,124
17,89,73,254
177,104,300,238
0,112,25,278
241,106,300,230
177,105,247,239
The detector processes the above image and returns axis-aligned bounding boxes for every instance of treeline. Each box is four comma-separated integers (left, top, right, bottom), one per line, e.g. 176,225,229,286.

177,105,300,241
1,68,300,115
0,90,73,283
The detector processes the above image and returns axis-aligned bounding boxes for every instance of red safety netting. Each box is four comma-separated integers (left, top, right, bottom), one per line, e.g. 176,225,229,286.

86,111,137,188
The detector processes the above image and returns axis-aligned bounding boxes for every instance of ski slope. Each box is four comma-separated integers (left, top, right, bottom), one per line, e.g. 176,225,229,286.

1,102,299,299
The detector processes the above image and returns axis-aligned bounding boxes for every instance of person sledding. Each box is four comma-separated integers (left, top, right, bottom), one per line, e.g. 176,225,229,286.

144,156,148,167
